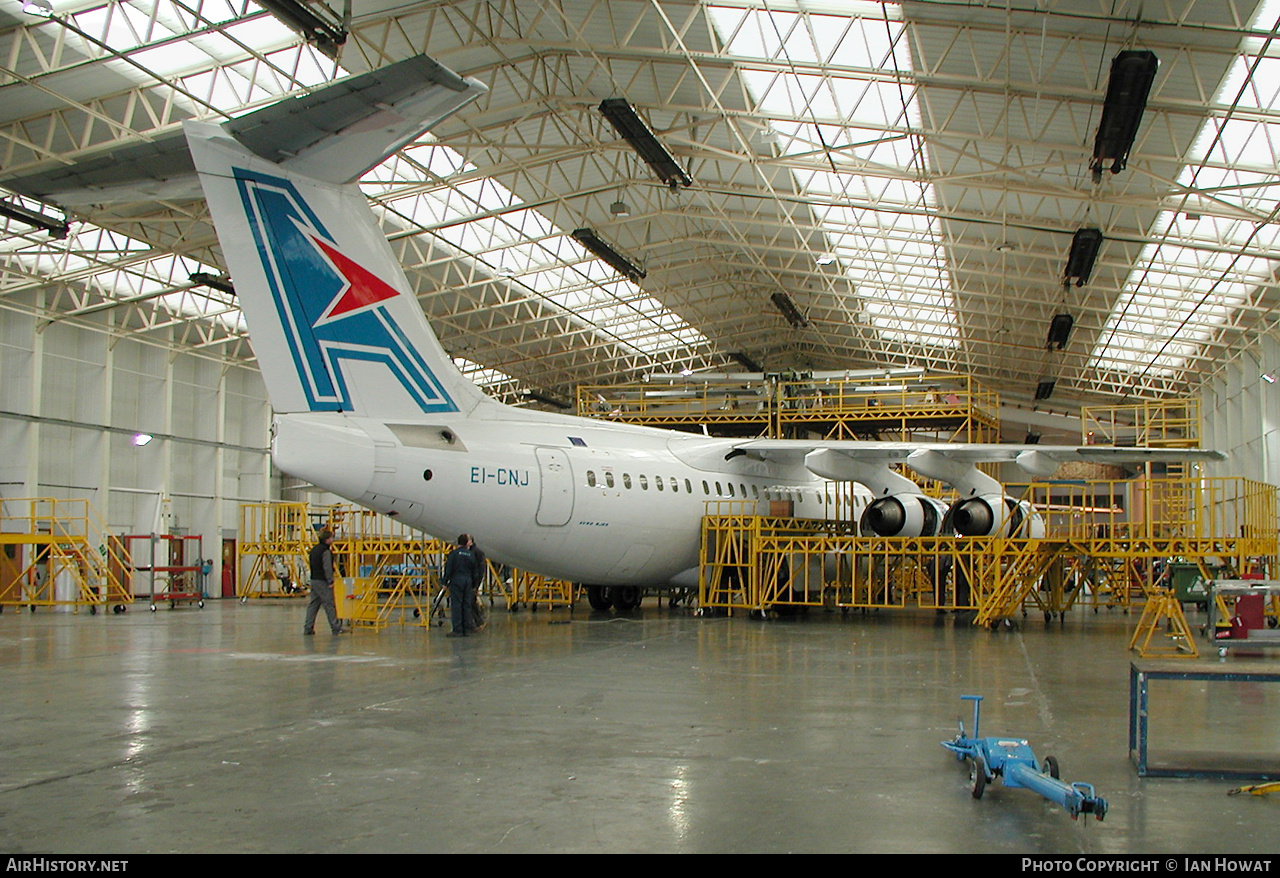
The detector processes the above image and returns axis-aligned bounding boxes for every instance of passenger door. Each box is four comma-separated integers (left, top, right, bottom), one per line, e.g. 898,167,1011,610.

534,447,574,526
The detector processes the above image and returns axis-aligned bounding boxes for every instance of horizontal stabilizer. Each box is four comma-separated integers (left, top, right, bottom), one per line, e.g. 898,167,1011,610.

228,54,486,183
1,54,487,205
1,131,200,207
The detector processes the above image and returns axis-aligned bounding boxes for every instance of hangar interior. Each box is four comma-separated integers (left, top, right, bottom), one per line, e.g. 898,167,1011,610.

3,0,1280,854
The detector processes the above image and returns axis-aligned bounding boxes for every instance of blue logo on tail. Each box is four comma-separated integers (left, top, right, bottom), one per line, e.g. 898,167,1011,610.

235,168,457,413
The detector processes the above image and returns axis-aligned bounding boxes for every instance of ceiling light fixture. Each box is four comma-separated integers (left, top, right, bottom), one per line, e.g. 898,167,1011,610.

133,433,154,447
770,292,809,328
1063,227,1104,287
598,99,692,190
609,200,631,218
0,198,68,238
188,272,236,297
1046,313,1074,350
21,0,54,16
1034,380,1056,401
256,0,347,60
521,391,572,410
1091,50,1158,182
571,228,646,282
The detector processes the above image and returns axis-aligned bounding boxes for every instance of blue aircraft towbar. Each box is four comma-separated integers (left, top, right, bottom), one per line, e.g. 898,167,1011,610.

941,695,1108,821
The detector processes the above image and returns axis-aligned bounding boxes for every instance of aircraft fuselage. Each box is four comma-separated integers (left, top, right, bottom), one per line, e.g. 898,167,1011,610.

273,410,865,586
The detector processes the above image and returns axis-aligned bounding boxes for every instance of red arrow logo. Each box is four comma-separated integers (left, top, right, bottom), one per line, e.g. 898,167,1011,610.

311,235,401,323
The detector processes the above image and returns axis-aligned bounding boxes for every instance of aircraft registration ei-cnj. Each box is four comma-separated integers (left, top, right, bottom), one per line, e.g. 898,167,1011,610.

20,53,1226,612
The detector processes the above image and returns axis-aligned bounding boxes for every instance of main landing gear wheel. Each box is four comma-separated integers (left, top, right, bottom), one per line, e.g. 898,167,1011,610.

586,585,613,611
970,757,988,799
611,585,642,612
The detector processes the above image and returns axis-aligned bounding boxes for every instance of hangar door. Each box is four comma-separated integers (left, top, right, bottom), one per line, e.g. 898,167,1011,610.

534,447,574,526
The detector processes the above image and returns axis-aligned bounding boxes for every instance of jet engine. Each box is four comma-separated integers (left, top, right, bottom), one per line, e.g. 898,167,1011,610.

946,494,1045,538
860,493,950,537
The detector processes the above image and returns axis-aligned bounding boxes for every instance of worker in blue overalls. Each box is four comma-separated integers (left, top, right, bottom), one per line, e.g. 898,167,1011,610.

443,534,479,637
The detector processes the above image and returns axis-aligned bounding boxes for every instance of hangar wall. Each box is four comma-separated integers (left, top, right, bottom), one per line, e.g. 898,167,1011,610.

0,304,275,587
1200,333,1280,491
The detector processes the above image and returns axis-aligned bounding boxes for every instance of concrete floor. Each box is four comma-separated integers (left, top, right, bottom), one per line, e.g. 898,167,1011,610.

3,598,1279,854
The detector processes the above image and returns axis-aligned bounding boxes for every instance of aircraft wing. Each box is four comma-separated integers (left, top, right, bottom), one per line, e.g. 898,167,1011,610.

732,438,1225,497
735,439,1223,467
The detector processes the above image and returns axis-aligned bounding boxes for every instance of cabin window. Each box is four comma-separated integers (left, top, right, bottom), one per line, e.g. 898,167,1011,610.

637,474,647,490
656,477,664,492
740,483,747,498
670,477,679,493
702,480,709,495
605,472,615,488
587,471,597,487
751,485,759,499
727,483,735,498
686,479,693,494
715,481,723,496
623,473,632,489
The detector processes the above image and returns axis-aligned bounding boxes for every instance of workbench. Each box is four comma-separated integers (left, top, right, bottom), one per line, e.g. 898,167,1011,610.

1129,660,1280,779
1205,580,1280,656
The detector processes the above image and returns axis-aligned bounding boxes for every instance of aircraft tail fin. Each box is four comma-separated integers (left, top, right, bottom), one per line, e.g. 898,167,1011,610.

184,55,491,418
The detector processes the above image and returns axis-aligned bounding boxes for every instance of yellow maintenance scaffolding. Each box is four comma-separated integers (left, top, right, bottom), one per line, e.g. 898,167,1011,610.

698,476,1278,627
0,498,131,613
331,509,449,630
1081,399,1202,449
332,509,578,628
578,372,999,441
237,501,315,599
239,501,575,629
508,568,575,611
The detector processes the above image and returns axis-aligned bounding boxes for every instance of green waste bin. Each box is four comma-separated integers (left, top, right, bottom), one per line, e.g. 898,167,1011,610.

1168,562,1216,604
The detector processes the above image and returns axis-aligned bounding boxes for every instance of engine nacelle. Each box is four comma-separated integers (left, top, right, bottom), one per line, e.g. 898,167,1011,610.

947,494,1045,537
860,494,950,537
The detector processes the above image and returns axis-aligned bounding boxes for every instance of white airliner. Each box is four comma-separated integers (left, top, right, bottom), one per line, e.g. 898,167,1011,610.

26,53,1220,612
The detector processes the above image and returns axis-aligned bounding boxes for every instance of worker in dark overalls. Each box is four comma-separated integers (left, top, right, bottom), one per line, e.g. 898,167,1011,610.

443,534,479,637
303,529,342,635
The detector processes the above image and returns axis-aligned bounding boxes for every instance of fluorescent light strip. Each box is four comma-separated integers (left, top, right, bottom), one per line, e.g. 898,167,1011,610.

1093,1,1280,377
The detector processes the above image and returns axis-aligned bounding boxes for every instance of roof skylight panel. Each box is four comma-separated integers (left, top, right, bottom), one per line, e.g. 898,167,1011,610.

454,356,516,390
70,1,335,114
1092,10,1280,380
710,3,957,348
3,221,242,331
365,141,708,358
